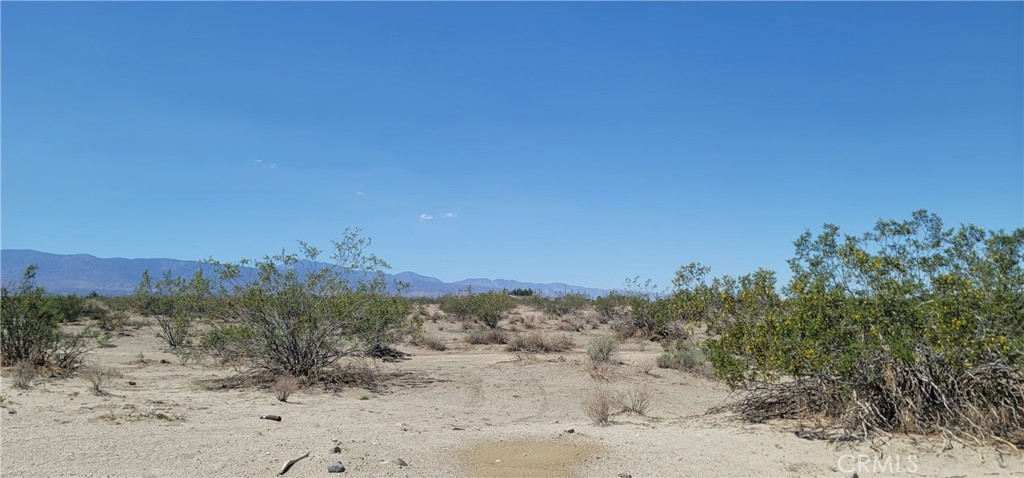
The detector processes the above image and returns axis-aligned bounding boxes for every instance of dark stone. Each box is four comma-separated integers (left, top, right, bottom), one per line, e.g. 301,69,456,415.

327,460,345,473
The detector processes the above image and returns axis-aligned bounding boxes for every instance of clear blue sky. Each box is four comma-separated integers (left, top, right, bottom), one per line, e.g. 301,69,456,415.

2,2,1021,290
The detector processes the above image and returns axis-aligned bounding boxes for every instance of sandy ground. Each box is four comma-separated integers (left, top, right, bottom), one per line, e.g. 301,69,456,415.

1,306,1021,477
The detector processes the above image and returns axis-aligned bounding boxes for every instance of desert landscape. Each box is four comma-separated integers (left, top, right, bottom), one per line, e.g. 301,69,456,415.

2,304,1020,478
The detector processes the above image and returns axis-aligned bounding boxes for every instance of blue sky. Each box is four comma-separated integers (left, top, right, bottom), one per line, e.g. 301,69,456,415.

2,2,1021,290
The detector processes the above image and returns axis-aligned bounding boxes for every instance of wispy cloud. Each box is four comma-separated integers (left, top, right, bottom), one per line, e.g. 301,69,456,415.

355,191,364,196
419,213,434,221
443,212,456,219
253,159,278,169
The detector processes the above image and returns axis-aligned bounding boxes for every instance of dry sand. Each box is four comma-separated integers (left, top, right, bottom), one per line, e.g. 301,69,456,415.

2,306,1021,477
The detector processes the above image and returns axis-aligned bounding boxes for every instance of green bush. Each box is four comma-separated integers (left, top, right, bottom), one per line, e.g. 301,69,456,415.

1,266,61,365
657,339,713,377
542,292,590,317
51,294,86,323
1,266,93,370
439,290,515,328
133,269,207,348
699,211,1023,444
196,229,412,378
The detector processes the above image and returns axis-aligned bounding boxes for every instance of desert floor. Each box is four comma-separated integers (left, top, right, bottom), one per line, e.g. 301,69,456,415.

2,305,1021,477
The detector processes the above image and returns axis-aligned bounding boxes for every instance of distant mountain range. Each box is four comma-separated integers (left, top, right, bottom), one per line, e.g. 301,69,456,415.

0,249,609,298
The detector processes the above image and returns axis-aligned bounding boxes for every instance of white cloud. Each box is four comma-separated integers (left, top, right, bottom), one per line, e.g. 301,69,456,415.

355,191,364,196
419,213,434,221
443,212,456,219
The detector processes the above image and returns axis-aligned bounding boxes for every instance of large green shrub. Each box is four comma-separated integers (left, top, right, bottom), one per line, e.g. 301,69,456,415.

197,229,411,378
1,266,61,365
699,211,1023,443
1,266,93,370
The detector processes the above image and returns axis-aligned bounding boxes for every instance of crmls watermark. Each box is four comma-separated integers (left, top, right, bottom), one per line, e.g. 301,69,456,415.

837,454,920,475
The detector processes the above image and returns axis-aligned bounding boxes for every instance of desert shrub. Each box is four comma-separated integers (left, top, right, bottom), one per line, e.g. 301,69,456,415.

438,291,478,321
609,279,683,340
1,266,61,366
80,363,120,395
323,357,380,391
440,291,515,328
509,288,534,296
272,375,300,402
542,292,590,318
133,270,207,348
702,211,1024,445
96,311,130,332
81,297,112,320
51,294,86,323
506,331,573,353
587,336,618,364
466,327,507,345
615,383,654,415
593,292,630,323
199,324,253,369
472,292,516,328
657,340,713,377
12,361,35,389
198,229,411,378
582,389,614,425
420,333,448,351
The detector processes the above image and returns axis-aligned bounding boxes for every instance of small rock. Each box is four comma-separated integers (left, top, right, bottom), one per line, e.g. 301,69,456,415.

7,409,16,415
259,415,282,422
391,458,408,467
617,474,632,478
160,359,170,364
331,446,342,454
842,473,858,478
128,381,137,386
327,460,345,473
565,428,575,434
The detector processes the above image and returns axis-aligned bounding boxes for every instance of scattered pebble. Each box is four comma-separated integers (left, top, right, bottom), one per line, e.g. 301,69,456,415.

565,428,575,434
7,409,16,415
391,458,408,467
327,460,345,473
331,446,342,454
128,381,137,386
842,473,858,478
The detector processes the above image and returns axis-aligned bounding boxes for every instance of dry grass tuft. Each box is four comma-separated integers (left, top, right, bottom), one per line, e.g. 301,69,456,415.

466,327,507,345
506,332,574,353
12,361,35,389
421,333,448,351
272,375,299,402
583,388,615,425
615,383,654,416
80,363,121,395
587,336,618,364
